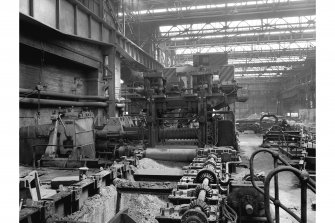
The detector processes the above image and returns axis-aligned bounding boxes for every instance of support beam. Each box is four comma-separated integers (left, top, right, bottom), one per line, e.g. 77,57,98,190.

175,48,315,63
20,35,101,69
56,0,60,29
232,61,304,68
125,1,315,26
235,69,303,75
131,0,259,11
19,0,164,72
29,0,34,17
105,47,117,117
164,34,315,49
159,26,315,41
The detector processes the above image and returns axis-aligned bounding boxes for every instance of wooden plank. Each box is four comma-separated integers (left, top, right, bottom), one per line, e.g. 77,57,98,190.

114,179,176,194
20,207,40,221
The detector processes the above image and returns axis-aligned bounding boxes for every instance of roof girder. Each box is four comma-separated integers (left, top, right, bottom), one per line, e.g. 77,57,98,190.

125,1,315,26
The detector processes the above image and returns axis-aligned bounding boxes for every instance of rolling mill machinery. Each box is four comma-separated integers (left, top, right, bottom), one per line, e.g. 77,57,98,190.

128,54,271,223
94,116,145,165
156,147,267,223
20,53,248,168
19,107,145,168
127,62,248,149
82,53,248,163
26,108,99,168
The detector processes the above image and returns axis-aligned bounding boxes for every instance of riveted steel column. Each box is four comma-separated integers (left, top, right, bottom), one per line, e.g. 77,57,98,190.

147,98,157,147
105,28,117,117
198,93,207,147
29,0,34,17
56,0,60,29
107,47,116,117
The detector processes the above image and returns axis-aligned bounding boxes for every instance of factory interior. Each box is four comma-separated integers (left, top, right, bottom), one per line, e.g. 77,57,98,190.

1,0,331,222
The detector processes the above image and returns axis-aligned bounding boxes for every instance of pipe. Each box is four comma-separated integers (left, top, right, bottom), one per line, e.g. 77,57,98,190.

202,178,209,186
225,156,242,174
198,178,209,201
20,97,108,107
20,88,108,101
217,156,242,185
144,148,197,162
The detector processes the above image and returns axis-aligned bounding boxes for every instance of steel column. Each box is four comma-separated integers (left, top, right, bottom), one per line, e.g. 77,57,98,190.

106,47,117,117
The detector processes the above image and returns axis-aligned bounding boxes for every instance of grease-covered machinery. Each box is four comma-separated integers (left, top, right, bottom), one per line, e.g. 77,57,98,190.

20,108,144,168
261,114,304,160
95,116,145,165
38,109,99,167
156,147,267,223
128,61,247,149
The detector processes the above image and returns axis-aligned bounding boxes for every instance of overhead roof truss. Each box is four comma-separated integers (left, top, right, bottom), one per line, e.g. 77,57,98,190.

118,0,315,77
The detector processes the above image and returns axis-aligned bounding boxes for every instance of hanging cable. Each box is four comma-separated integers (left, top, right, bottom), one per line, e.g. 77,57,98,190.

36,41,46,122
221,198,238,223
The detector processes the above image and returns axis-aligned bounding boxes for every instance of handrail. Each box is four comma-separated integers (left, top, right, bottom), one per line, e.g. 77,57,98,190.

263,127,304,159
249,149,315,223
264,166,311,223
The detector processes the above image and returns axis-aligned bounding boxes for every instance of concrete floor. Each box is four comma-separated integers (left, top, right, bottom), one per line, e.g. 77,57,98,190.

19,133,316,223
238,133,316,223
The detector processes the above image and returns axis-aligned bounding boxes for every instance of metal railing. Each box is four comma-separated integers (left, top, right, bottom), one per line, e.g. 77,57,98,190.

249,149,316,223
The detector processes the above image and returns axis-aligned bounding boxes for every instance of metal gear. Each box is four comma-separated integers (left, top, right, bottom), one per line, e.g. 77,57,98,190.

181,209,209,223
189,199,210,216
195,168,217,184
203,159,216,169
208,153,218,162
194,184,213,198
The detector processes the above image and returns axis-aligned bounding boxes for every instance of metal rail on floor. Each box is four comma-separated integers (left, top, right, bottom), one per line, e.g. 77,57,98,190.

249,149,316,223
